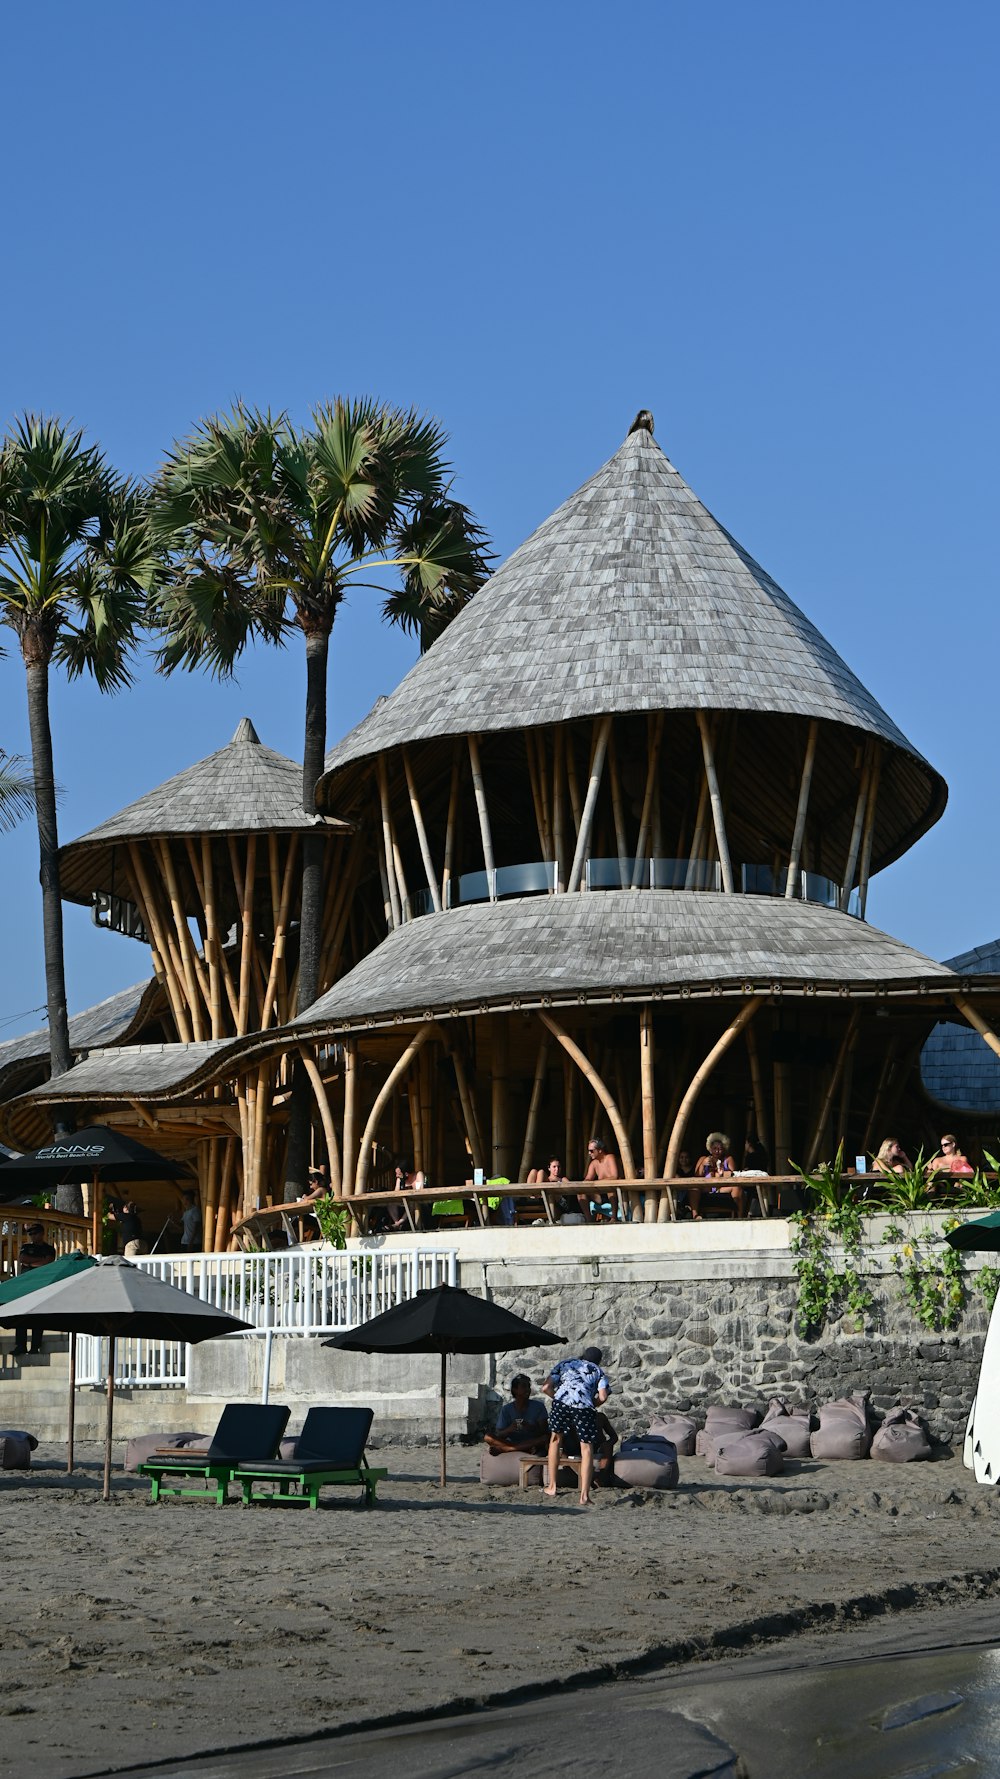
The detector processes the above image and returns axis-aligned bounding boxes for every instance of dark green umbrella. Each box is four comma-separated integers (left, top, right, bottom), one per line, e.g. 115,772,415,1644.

0,1251,95,1472
944,1212,1000,1252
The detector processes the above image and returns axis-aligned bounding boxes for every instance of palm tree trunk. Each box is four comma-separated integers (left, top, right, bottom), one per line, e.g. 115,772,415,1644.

24,657,80,1209
285,625,331,1199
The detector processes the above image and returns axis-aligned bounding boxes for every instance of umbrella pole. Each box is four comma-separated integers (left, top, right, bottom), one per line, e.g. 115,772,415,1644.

440,1350,447,1487
67,1334,76,1474
103,1336,116,1503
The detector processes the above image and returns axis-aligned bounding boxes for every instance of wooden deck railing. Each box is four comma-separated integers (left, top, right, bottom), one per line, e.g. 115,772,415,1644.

0,1208,92,1278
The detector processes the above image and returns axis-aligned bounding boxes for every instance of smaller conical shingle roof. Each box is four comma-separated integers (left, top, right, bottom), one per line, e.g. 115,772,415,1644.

60,718,347,907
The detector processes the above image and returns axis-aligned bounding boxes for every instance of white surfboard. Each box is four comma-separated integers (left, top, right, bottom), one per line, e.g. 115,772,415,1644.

971,1289,1000,1484
964,1396,975,1471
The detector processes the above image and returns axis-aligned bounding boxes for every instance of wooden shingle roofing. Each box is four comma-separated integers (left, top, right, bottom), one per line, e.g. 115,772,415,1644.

921,938,1000,1116
318,426,944,813
0,977,163,1106
292,894,957,1031
59,718,348,906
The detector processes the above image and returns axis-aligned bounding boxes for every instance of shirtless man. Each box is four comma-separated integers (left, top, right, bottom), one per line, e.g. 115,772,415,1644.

583,1137,619,1219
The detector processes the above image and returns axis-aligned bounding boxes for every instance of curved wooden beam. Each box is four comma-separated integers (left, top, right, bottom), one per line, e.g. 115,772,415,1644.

467,733,496,896
567,715,612,894
538,1009,636,1180
354,1023,435,1194
785,719,818,899
403,748,442,913
665,997,763,1177
953,996,1000,1063
298,1047,342,1194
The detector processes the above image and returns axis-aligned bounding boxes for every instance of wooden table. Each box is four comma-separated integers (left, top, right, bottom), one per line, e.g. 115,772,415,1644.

518,1452,582,1490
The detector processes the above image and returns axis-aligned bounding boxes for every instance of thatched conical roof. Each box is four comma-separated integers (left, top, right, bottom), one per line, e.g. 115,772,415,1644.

60,718,347,907
318,424,944,856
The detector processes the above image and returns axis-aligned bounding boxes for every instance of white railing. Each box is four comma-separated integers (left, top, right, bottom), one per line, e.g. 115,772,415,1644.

75,1246,457,1387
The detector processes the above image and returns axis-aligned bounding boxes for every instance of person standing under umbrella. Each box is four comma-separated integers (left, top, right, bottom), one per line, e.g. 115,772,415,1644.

13,1222,56,1354
542,1344,611,1507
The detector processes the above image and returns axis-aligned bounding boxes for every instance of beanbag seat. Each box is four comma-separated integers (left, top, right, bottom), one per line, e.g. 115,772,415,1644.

872,1407,932,1463
125,1431,298,1473
698,1405,762,1464
479,1449,544,1486
715,1428,786,1476
648,1414,697,1456
761,1397,813,1459
810,1393,874,1460
0,1430,37,1469
614,1435,679,1489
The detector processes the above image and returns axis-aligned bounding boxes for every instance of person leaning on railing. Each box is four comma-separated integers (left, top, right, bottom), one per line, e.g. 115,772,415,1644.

927,1133,975,1184
689,1133,746,1219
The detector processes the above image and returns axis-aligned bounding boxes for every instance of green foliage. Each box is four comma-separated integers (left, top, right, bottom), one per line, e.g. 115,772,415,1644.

314,1196,350,1250
789,1149,874,1335
888,1219,965,1333
975,1266,1000,1312
0,748,35,832
878,1151,932,1214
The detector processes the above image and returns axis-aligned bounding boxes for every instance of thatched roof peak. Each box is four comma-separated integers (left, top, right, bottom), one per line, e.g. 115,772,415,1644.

318,428,942,820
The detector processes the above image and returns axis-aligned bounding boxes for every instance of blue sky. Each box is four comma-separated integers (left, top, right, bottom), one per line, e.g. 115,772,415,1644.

1,2,996,1040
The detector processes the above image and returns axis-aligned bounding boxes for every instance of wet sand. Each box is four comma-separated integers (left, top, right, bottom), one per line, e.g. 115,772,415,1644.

3,1443,1000,1778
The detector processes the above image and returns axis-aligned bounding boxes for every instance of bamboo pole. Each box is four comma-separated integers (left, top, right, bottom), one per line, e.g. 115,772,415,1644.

442,741,462,909
444,1036,485,1172
377,757,403,929
565,730,583,837
954,997,1000,1064
632,712,665,888
228,834,257,1033
608,729,630,887
156,839,209,1037
355,1026,435,1194
127,842,193,1042
538,1010,637,1180
214,1139,236,1251
840,745,873,912
695,711,734,893
553,729,565,892
420,1045,433,1180
525,730,551,863
640,1006,658,1221
517,1031,551,1182
403,748,443,912
744,1018,770,1158
786,720,818,899
490,1015,514,1179
252,1063,271,1205
341,1038,359,1194
567,715,612,894
197,837,224,1036
665,998,763,1177
805,1010,861,1170
563,1054,577,1178
203,1138,220,1254
467,734,496,897
536,730,553,865
260,835,300,1029
684,775,711,889
857,746,883,919
298,1047,342,1193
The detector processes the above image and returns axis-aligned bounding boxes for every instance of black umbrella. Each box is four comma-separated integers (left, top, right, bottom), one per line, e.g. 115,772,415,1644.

0,1257,251,1499
324,1282,566,1486
0,1125,189,1200
944,1212,1000,1252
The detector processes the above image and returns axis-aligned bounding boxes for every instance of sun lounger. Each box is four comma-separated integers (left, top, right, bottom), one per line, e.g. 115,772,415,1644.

233,1406,387,1509
137,1404,291,1504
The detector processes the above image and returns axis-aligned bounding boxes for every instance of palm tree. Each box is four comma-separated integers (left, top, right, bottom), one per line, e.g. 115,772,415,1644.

151,399,492,1190
0,746,36,832
0,416,159,1196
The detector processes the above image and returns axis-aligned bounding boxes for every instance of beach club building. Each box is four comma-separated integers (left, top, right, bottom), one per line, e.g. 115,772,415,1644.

3,416,1000,1249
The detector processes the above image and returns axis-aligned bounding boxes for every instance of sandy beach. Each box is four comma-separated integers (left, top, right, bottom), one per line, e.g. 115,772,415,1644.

3,1441,1000,1778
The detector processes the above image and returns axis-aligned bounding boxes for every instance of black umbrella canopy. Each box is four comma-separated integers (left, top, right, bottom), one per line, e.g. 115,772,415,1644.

944,1212,1000,1253
323,1282,567,1356
0,1254,251,1342
0,1125,190,1202
324,1283,566,1488
0,1257,251,1500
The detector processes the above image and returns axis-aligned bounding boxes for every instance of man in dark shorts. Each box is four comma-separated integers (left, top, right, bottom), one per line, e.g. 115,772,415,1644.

541,1344,611,1506
13,1222,56,1355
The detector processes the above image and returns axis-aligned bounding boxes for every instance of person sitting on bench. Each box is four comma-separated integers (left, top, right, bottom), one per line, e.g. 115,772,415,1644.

484,1375,549,1454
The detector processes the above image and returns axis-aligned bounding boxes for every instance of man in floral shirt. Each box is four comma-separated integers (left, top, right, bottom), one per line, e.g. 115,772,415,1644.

541,1345,611,1506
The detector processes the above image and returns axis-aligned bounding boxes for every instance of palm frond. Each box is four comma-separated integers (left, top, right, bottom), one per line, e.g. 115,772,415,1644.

385,496,494,648
0,749,36,832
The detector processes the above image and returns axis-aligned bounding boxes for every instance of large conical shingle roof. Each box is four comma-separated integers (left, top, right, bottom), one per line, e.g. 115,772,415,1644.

320,426,938,791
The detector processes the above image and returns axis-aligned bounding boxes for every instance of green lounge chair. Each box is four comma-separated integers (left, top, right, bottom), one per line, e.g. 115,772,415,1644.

138,1404,290,1504
234,1406,386,1508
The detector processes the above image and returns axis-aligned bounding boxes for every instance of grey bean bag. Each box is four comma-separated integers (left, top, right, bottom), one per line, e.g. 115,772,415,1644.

0,1430,37,1469
761,1397,813,1459
615,1435,679,1489
124,1431,299,1473
715,1428,786,1476
810,1393,874,1460
696,1404,761,1459
872,1407,932,1463
648,1414,697,1456
479,1448,544,1485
